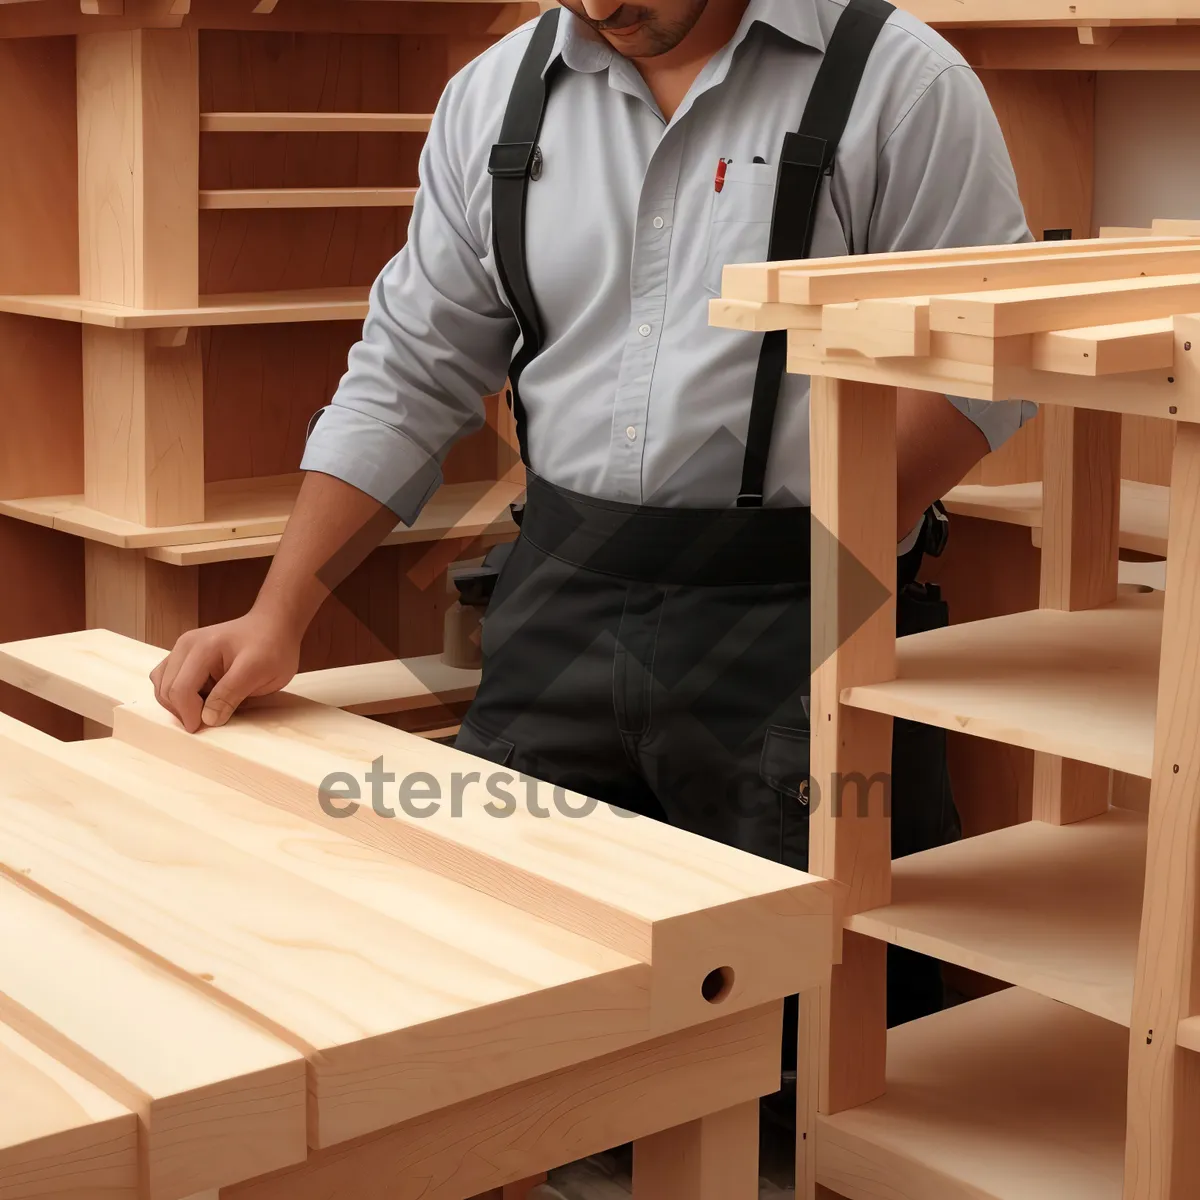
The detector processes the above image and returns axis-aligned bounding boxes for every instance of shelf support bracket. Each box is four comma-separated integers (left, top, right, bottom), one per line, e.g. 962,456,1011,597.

1078,25,1122,48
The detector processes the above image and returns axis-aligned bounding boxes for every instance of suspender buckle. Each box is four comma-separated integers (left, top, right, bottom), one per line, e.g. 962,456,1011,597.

489,140,540,180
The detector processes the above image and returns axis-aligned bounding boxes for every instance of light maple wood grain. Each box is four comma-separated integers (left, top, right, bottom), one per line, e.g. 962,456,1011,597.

77,27,199,308
816,989,1128,1200
1126,422,1200,1200
808,377,895,1116
632,1101,759,1200
847,809,1146,1026
0,731,651,1149
221,1005,781,1200
0,1019,137,1200
842,593,1162,777
83,326,205,527
0,875,306,1198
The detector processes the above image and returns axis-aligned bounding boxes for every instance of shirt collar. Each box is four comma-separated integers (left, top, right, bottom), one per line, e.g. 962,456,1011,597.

547,0,826,77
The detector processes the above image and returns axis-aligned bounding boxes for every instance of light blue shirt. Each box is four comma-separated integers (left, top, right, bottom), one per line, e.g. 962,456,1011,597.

302,0,1037,532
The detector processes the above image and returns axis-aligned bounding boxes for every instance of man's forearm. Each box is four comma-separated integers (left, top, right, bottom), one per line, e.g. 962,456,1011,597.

896,389,990,540
253,471,397,636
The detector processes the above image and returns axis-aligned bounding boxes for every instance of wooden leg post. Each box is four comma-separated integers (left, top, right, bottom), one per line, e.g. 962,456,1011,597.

1125,421,1200,1200
1033,403,1121,826
808,377,897,1121
632,1101,759,1200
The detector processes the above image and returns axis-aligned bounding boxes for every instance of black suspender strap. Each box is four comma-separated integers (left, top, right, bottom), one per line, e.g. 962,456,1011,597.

488,7,562,470
737,0,895,507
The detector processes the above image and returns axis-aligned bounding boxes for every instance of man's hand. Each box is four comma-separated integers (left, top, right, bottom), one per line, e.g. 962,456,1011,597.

149,470,395,733
150,611,302,734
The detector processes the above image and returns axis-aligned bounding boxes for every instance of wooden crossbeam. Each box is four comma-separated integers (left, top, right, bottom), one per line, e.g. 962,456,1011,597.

818,299,931,358
931,274,1200,338
708,298,820,332
1031,319,1176,376
775,244,1200,307
1153,218,1200,237
721,237,1200,303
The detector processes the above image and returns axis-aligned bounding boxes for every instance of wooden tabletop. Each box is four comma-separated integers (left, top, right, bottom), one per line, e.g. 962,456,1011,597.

0,630,833,1200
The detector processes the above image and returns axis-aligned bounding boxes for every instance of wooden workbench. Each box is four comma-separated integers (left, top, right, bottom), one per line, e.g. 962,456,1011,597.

0,626,835,1200
717,236,1200,1199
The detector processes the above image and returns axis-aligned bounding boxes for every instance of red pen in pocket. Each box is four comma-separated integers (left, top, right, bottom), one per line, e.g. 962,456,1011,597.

713,157,730,193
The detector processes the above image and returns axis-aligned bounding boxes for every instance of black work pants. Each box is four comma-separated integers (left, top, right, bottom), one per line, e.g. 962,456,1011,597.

456,522,960,1034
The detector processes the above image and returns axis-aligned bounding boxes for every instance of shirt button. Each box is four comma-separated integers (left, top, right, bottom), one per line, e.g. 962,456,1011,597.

652,216,664,229
638,323,652,337
626,426,638,441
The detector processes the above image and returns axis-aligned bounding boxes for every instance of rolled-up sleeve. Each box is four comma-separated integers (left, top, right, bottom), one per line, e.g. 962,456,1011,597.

873,61,1038,451
300,75,519,524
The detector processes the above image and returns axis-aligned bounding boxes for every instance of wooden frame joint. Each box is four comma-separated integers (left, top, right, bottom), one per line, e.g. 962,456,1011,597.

150,327,191,349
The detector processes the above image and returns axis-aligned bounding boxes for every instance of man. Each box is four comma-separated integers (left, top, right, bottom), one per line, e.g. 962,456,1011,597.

153,0,1031,1123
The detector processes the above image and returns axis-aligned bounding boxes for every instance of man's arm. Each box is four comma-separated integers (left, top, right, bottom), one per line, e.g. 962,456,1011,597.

871,54,1038,538
152,61,518,730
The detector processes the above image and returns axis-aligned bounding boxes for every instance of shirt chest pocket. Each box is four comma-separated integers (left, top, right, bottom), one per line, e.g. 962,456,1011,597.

703,162,777,297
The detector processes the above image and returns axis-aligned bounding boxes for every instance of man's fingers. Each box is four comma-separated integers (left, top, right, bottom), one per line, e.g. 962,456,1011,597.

200,659,262,729
165,645,222,733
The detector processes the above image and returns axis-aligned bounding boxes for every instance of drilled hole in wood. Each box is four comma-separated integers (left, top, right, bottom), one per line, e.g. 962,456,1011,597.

702,966,735,1004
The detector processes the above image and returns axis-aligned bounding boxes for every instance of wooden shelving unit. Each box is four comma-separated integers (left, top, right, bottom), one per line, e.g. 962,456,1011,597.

716,239,1200,1200
0,0,536,738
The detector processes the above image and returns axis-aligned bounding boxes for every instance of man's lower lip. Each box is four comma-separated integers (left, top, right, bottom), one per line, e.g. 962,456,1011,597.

604,20,643,35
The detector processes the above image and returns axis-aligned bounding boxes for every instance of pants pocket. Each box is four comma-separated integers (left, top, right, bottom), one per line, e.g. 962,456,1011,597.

759,722,811,871
453,718,516,768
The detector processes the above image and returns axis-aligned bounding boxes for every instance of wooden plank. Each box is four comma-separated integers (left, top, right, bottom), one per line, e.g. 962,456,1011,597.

0,287,370,328
1031,318,1176,375
0,628,478,724
77,28,199,308
930,273,1200,338
631,1101,759,1200
1153,218,1200,236
846,809,1145,1025
896,0,1197,22
288,654,479,715
107,694,833,1033
200,111,433,132
816,989,1127,1200
83,326,205,527
198,187,418,209
842,593,1163,778
0,477,522,551
943,479,1171,558
721,237,1198,303
0,732,652,1149
1126,421,1200,1199
818,298,930,358
808,377,894,1115
0,875,306,1198
780,245,1200,307
0,1019,137,1200
221,1004,781,1200
707,297,821,332
1032,398,1120,828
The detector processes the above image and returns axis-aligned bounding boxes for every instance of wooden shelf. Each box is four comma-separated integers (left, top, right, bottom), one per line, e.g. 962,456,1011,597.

897,1,1200,26
199,187,418,209
817,988,1127,1200
943,480,1169,556
847,810,1146,1026
0,476,521,554
842,592,1162,777
0,287,369,328
200,113,434,133
0,627,479,726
